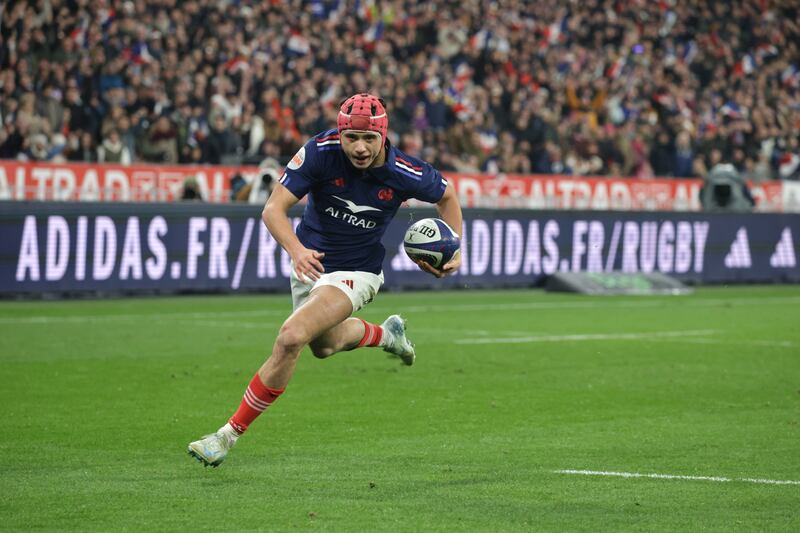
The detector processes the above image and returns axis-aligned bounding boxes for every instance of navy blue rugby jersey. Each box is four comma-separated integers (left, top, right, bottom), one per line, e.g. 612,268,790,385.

278,129,448,274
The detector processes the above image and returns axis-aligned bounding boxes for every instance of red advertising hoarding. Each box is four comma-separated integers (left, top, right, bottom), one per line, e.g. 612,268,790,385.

0,160,796,212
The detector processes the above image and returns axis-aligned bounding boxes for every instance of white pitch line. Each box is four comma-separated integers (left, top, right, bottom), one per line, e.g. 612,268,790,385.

455,329,719,345
655,338,797,348
555,469,800,486
373,295,800,315
188,320,276,330
412,328,532,337
0,309,289,325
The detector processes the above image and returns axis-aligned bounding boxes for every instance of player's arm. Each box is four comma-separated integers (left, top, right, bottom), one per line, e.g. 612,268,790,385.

415,181,463,278
436,181,463,244
262,184,325,281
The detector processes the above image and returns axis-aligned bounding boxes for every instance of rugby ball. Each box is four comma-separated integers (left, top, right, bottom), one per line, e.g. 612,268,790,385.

403,218,460,268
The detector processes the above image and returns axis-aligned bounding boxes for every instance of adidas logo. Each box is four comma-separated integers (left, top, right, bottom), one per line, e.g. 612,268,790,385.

724,227,752,268
770,227,797,268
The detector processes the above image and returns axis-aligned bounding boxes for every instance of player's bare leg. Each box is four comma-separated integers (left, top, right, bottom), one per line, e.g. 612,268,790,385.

310,315,415,365
188,286,353,467
257,286,354,388
308,318,365,357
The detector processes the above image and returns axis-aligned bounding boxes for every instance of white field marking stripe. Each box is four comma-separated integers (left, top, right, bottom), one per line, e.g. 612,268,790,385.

3,295,800,325
555,469,800,486
231,217,255,290
0,310,289,324
651,337,797,348
188,320,275,330
455,329,718,345
413,328,531,337
370,295,800,314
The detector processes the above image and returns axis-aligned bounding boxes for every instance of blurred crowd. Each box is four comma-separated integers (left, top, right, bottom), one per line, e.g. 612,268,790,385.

1,0,799,181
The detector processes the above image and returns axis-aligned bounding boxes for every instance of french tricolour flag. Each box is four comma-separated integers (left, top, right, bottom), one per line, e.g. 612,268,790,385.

781,64,799,88
287,31,310,55
363,21,384,43
734,54,754,76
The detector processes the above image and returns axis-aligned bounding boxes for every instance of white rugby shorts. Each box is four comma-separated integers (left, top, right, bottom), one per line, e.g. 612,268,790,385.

290,266,384,312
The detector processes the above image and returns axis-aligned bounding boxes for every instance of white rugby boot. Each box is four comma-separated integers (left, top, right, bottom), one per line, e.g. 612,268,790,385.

381,314,416,366
187,426,238,467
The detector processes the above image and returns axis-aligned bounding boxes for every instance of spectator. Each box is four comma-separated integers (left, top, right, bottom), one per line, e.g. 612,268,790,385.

742,153,773,183
97,129,132,165
0,119,26,159
777,137,800,180
229,172,247,201
180,176,203,201
35,84,66,135
233,157,280,204
140,115,179,164
116,114,137,162
650,131,676,177
203,113,242,165
674,131,696,178
24,133,52,161
239,102,265,161
63,131,95,162
0,0,796,180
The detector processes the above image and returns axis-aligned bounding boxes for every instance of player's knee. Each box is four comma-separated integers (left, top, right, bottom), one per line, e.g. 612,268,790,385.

310,343,336,359
275,323,308,355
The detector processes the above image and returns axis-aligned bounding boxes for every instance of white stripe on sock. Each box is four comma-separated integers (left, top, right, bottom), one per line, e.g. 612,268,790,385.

244,388,271,411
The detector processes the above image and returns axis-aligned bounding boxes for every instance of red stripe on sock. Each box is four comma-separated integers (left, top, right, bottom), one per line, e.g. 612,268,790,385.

228,373,284,434
357,319,383,347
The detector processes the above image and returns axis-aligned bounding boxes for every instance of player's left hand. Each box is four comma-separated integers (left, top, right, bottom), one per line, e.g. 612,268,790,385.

414,249,461,278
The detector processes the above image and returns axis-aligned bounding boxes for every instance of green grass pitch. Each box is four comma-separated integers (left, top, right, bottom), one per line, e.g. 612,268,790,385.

1,286,799,531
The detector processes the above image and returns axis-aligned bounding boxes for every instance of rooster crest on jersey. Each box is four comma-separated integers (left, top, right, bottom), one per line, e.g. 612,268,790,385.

337,93,388,147
403,218,461,269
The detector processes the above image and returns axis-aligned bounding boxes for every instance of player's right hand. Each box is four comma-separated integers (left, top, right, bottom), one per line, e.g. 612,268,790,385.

413,249,460,279
413,258,447,278
292,247,325,282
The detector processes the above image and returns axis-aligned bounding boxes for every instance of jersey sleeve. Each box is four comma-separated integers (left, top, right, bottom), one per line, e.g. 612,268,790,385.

412,164,448,203
278,138,321,199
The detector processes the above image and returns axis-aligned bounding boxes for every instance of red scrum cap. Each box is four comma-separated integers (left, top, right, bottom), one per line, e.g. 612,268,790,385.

337,93,388,147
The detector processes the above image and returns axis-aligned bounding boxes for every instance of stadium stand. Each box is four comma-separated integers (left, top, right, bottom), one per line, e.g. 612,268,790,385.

0,0,798,180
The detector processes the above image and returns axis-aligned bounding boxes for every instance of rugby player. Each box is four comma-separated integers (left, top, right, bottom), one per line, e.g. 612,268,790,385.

188,94,463,467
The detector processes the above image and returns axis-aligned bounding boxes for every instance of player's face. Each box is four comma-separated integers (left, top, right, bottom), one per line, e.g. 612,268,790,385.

341,130,384,169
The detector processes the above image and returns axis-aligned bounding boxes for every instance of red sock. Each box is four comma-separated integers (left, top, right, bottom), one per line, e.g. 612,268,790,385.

357,319,383,347
228,373,284,434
